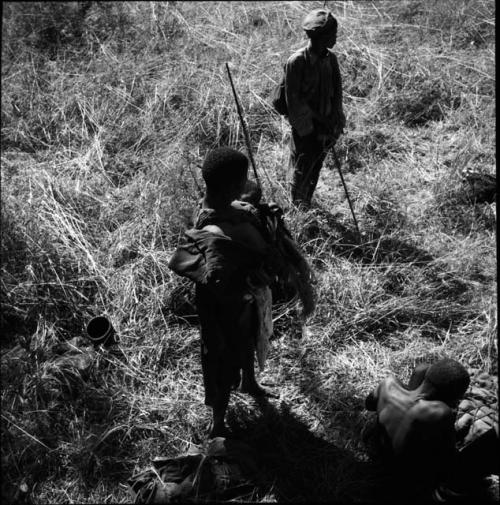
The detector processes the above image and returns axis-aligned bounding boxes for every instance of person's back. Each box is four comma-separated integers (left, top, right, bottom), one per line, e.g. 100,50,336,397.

365,359,470,496
371,376,455,480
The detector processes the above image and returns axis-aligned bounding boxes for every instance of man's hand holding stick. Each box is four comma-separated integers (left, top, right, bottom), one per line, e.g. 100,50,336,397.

313,112,360,239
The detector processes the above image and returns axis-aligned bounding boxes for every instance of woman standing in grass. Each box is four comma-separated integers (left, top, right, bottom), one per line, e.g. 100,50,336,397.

169,148,279,437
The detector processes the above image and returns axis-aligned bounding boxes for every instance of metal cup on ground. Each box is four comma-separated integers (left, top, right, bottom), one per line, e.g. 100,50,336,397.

86,315,118,347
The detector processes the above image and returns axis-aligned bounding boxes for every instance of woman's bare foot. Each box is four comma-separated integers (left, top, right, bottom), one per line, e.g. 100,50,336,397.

208,421,230,439
240,380,278,398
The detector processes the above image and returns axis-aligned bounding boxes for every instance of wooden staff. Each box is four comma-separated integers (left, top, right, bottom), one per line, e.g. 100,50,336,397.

225,62,262,192
330,144,361,237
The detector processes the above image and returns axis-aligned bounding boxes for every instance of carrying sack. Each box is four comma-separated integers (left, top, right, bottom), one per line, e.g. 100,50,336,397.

270,65,287,116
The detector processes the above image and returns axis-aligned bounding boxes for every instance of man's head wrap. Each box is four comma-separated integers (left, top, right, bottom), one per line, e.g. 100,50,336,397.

302,9,337,37
201,147,248,191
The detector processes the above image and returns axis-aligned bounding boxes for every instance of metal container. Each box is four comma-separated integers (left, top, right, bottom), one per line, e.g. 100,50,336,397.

86,316,117,347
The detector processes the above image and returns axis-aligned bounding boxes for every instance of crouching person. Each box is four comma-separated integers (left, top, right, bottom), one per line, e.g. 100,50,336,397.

365,358,498,503
169,147,314,438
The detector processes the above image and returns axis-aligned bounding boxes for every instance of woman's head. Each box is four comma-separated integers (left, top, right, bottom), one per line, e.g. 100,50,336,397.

201,147,248,200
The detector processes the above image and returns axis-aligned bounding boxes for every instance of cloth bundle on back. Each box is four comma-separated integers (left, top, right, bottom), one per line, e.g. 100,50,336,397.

170,204,275,372
239,179,316,319
250,199,316,319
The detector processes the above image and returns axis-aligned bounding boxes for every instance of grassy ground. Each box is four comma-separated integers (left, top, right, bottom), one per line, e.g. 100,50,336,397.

1,1,496,503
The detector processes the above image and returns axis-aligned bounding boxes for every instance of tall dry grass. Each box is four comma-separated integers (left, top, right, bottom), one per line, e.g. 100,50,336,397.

1,1,496,503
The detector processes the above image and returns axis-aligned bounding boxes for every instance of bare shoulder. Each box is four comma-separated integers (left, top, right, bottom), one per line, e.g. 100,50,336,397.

377,375,404,399
379,375,401,392
409,400,453,425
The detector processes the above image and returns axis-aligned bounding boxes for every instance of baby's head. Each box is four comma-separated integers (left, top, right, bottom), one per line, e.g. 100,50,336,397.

240,179,262,206
423,358,470,406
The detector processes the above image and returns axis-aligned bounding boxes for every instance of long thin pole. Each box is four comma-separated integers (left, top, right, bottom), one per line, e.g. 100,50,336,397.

330,145,361,237
225,62,261,191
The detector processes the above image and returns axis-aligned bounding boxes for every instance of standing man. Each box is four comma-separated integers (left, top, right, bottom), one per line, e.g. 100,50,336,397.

285,8,345,208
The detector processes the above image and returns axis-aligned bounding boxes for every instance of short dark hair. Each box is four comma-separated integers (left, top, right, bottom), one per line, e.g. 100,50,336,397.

425,358,470,402
201,147,248,192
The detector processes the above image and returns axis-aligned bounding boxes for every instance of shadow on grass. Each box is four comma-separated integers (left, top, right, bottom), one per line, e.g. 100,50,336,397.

299,211,434,267
227,397,393,503
0,360,142,503
52,384,137,487
287,349,412,504
161,279,199,326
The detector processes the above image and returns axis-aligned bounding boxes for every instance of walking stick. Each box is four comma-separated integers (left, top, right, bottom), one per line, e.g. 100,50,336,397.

225,62,262,192
329,144,361,238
